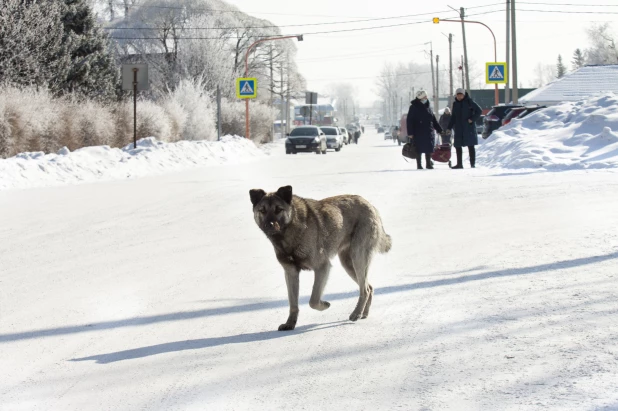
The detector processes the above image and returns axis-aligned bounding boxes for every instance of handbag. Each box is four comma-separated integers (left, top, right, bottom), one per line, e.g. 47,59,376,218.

402,141,417,160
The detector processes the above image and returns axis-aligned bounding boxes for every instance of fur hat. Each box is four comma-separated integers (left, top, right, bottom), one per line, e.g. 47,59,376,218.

416,90,428,99
455,88,465,95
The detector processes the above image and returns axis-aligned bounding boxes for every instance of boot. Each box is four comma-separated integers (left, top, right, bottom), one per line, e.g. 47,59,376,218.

425,153,434,169
469,146,476,168
452,147,464,169
416,156,423,170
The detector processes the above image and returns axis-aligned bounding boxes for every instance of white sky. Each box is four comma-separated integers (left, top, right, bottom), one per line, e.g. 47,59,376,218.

225,0,615,106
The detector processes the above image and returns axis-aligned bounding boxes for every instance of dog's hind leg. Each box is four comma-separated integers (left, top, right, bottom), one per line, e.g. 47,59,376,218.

349,249,374,322
279,265,300,331
340,249,373,319
309,262,331,311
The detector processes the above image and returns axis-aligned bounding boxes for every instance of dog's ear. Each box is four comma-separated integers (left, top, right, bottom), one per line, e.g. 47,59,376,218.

249,189,266,207
276,185,293,205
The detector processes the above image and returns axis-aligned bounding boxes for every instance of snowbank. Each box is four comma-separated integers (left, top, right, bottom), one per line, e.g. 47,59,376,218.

0,136,278,190
477,93,618,170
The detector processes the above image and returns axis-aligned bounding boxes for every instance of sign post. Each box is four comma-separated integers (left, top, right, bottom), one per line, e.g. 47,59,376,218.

122,64,148,149
306,92,318,125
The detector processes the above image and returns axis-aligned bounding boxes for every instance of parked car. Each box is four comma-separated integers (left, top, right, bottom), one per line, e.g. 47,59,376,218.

338,127,350,144
384,130,392,140
516,105,547,120
377,126,385,133
502,107,527,126
285,126,327,154
321,126,344,152
482,104,524,139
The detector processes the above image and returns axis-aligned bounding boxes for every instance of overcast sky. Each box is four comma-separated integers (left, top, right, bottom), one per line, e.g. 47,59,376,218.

225,0,615,106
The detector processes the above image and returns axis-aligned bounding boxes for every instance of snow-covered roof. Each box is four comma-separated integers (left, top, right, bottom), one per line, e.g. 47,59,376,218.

521,65,618,105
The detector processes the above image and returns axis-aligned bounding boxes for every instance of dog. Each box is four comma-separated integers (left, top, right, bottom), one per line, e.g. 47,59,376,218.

249,185,392,331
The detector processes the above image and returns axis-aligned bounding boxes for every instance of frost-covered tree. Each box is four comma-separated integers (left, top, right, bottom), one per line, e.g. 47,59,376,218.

0,0,118,100
0,0,69,90
572,49,586,70
59,0,120,100
557,55,567,78
585,23,618,65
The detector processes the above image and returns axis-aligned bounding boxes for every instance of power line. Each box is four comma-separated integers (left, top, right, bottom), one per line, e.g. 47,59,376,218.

108,9,504,41
103,8,473,31
519,8,618,14
519,1,618,6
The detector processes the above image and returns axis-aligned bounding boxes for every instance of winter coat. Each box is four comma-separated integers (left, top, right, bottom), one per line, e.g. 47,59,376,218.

439,113,452,133
406,99,443,154
448,93,482,148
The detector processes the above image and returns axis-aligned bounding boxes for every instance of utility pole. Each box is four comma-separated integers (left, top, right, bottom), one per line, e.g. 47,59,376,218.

511,0,519,103
280,62,285,139
448,33,454,108
461,55,465,89
460,7,471,95
428,42,436,108
286,56,291,134
435,54,440,111
506,0,511,103
217,85,222,141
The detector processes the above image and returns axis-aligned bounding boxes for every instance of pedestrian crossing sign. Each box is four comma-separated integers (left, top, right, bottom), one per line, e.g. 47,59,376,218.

486,63,508,84
236,78,258,99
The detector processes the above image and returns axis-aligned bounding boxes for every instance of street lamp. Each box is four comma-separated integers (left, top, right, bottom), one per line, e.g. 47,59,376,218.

244,35,303,140
433,17,499,105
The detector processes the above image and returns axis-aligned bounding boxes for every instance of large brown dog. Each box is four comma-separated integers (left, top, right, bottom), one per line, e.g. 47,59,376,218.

249,186,392,331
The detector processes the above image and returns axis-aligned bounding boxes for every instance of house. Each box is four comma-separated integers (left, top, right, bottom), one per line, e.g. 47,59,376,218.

520,64,618,106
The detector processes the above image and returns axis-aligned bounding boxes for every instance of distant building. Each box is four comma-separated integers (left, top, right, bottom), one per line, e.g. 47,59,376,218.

520,65,618,106
465,88,536,114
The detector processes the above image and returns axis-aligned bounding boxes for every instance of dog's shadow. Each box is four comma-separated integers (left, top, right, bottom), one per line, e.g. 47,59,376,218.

70,321,350,364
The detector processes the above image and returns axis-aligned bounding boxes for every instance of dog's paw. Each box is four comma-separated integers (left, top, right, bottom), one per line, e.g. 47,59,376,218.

349,312,362,322
361,314,369,319
278,322,296,331
322,301,331,310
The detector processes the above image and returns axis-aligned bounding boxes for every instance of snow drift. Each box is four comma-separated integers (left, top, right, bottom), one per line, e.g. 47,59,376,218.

477,93,618,170
0,136,277,190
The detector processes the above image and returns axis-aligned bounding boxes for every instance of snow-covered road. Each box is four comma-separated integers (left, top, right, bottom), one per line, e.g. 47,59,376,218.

1,129,617,410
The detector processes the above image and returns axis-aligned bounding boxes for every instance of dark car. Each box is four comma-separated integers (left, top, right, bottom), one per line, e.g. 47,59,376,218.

482,104,523,139
377,126,384,133
516,105,547,120
502,107,527,127
285,126,327,155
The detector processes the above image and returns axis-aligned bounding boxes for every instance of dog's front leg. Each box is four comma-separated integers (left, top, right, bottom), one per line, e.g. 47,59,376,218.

309,262,331,311
279,266,300,331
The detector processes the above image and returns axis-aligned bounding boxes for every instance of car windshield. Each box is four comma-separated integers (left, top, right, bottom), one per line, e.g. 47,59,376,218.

290,127,318,137
322,128,338,135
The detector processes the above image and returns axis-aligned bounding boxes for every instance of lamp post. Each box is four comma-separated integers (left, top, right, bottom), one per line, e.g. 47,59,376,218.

244,35,303,140
433,18,499,105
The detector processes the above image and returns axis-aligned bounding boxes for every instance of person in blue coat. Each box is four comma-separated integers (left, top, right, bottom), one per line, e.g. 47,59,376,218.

447,88,483,168
406,90,443,169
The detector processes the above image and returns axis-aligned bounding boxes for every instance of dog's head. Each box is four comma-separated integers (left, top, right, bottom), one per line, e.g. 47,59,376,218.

249,185,294,237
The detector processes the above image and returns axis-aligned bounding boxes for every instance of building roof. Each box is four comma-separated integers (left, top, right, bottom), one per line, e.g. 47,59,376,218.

521,65,618,105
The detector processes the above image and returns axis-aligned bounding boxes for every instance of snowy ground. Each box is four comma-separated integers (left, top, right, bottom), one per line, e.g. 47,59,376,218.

1,129,618,410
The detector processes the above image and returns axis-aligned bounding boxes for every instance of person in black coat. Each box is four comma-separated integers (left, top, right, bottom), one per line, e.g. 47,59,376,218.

406,90,443,169
438,107,452,145
447,88,483,168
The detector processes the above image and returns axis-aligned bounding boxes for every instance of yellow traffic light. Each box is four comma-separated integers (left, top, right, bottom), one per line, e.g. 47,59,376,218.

433,17,440,24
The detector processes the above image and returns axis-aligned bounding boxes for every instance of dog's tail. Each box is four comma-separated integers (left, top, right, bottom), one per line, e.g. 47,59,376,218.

378,232,392,254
